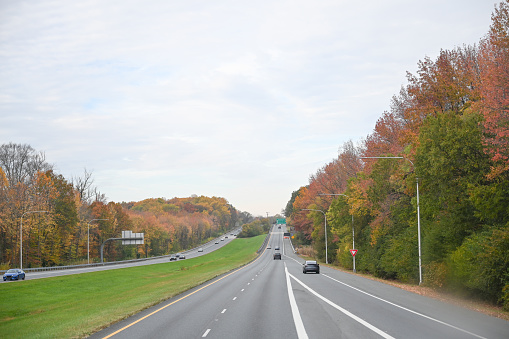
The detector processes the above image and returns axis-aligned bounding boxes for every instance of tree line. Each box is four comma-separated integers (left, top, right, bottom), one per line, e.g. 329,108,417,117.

286,1,509,309
0,142,251,268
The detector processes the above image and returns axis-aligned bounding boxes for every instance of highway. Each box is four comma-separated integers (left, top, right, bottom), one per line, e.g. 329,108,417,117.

90,226,509,339
4,232,239,282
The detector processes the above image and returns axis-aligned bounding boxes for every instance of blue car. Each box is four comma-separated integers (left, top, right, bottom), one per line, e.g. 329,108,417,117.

3,269,25,281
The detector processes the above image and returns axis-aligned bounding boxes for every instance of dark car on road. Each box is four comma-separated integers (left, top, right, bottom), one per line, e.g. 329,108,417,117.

3,269,25,281
273,252,282,260
303,260,320,274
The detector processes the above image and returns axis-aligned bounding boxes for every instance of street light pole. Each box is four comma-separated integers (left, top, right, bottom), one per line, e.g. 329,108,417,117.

302,208,328,264
319,193,355,272
361,156,422,285
87,219,108,264
20,210,48,269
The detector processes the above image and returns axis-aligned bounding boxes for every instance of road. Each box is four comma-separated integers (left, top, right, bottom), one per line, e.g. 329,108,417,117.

3,231,240,282
90,225,509,339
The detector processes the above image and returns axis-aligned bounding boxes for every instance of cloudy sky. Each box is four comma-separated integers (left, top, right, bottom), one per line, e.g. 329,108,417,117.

0,0,497,216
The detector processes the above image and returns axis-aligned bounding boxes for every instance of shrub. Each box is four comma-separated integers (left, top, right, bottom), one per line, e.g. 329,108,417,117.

423,261,447,289
447,226,509,304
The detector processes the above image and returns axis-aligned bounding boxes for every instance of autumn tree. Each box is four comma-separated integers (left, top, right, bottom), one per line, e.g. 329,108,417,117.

0,143,53,266
398,48,480,148
477,0,509,177
287,1,509,303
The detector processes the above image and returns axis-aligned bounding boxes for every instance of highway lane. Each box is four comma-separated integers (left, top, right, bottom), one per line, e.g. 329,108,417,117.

282,230,509,338
90,227,297,339
90,225,509,339
283,252,509,338
2,231,240,282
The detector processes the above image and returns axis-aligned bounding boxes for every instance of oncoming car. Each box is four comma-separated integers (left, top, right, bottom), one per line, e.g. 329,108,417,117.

302,260,320,274
3,269,25,281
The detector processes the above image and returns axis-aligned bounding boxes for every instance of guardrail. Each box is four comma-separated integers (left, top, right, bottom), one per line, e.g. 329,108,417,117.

256,227,272,253
1,229,241,275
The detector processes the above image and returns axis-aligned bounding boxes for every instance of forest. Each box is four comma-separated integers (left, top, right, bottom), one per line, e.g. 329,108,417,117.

0,145,254,269
286,1,509,309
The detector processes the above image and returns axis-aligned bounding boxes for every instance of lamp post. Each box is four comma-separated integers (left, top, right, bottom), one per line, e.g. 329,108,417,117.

87,219,108,264
20,210,48,269
319,193,355,272
361,156,422,285
302,208,328,264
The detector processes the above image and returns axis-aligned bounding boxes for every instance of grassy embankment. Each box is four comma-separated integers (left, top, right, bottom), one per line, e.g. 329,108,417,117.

0,235,265,338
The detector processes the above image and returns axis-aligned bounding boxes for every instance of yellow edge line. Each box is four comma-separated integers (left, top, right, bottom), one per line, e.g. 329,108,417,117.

101,241,269,339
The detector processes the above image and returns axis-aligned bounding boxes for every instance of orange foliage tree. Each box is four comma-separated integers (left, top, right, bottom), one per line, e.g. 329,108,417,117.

477,0,509,176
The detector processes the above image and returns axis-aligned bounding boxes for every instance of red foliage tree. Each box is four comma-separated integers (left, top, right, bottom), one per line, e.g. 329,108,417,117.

477,0,509,177
400,48,480,148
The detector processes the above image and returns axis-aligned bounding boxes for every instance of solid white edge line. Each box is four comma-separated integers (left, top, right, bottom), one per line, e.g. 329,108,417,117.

285,263,309,339
288,271,395,339
322,274,487,339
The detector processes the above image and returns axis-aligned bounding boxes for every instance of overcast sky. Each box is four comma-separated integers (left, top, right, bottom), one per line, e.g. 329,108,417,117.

0,0,497,216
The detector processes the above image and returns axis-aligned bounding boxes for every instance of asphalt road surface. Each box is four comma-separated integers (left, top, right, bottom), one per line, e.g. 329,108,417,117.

2,231,239,282
90,226,509,339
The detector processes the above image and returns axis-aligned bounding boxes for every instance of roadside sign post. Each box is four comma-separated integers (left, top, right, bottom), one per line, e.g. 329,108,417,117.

350,249,358,273
101,231,144,263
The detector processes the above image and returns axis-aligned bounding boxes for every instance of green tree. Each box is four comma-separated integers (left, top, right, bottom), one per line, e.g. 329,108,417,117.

416,111,490,265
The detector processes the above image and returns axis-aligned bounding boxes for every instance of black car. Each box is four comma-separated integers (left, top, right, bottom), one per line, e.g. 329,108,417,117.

303,260,320,274
273,252,282,260
3,269,25,281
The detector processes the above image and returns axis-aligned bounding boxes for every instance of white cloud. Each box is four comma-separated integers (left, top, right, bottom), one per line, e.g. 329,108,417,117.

0,0,497,215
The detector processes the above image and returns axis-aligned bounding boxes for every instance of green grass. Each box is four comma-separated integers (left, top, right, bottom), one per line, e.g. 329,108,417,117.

0,235,265,338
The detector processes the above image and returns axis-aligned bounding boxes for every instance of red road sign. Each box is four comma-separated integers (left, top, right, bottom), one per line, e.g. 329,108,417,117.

350,249,358,257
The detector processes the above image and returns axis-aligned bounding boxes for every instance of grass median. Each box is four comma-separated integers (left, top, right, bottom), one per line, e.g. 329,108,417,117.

0,235,265,338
